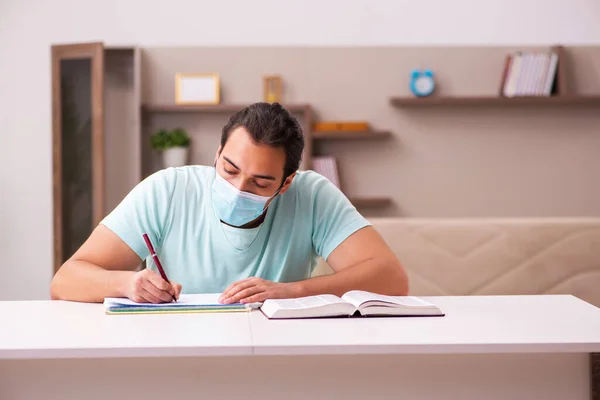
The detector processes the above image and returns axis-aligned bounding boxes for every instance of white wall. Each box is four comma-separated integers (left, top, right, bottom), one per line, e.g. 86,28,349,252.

1,0,599,301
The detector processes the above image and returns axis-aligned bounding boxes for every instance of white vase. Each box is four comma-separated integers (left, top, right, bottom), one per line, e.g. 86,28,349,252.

162,147,188,168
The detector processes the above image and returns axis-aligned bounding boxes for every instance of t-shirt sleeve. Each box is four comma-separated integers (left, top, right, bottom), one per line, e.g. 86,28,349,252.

309,173,371,261
100,169,176,260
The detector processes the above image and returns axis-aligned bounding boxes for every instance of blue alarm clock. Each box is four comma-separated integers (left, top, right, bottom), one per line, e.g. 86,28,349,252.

409,69,435,97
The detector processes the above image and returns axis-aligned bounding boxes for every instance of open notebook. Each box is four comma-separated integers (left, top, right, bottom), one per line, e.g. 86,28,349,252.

103,293,256,314
260,291,444,319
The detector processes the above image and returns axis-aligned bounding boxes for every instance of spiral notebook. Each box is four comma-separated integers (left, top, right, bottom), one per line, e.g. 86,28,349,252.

103,293,257,315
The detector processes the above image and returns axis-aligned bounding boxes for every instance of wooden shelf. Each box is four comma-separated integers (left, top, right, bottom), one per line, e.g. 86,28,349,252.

142,103,394,210
313,130,392,140
390,95,600,107
141,103,311,113
348,197,392,208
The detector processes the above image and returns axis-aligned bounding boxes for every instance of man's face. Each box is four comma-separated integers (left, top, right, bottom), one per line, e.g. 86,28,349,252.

215,126,292,198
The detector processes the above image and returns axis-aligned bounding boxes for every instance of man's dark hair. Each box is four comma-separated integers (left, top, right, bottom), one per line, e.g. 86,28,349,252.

220,102,304,182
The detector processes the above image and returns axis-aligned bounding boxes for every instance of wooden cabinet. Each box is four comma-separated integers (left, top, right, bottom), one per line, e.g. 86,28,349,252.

51,42,141,272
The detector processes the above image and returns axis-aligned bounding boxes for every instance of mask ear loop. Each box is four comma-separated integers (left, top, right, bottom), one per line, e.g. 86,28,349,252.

271,172,290,199
261,174,288,215
264,174,289,209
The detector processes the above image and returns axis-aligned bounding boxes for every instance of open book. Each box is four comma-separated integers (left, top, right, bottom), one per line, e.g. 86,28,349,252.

260,290,444,319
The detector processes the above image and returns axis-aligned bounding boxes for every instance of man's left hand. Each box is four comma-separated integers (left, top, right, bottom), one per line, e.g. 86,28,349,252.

219,277,299,304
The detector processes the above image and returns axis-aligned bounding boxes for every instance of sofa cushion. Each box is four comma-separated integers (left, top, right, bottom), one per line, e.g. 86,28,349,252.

313,218,600,308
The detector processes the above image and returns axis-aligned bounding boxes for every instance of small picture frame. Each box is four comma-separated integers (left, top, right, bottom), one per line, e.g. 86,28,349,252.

175,73,220,104
263,75,282,103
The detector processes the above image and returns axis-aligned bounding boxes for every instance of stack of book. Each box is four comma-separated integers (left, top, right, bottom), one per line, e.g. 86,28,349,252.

500,50,559,97
103,294,254,314
312,156,341,188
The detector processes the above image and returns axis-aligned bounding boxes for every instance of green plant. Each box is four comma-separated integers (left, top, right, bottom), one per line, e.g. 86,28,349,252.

150,128,191,150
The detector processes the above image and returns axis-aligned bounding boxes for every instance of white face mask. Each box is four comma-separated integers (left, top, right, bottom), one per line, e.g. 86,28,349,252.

211,171,280,227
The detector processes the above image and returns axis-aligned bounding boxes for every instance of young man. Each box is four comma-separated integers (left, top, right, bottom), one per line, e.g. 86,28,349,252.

51,102,409,304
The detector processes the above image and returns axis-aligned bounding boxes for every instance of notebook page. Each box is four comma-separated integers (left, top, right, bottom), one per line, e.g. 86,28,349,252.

104,293,223,307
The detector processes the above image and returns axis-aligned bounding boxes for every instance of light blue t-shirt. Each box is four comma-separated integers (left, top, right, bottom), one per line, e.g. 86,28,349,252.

100,166,370,294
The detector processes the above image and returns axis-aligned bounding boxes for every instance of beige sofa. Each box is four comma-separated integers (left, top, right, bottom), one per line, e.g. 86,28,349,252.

313,218,600,308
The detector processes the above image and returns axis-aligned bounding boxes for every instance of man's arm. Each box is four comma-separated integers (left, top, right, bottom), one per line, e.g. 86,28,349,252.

292,225,409,297
220,225,408,304
51,169,182,303
50,225,181,303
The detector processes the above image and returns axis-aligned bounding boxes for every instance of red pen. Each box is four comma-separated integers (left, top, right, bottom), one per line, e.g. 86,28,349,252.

142,233,177,303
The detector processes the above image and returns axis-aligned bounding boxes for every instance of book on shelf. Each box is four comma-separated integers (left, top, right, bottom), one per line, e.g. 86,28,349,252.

313,121,370,131
500,49,559,97
260,290,444,319
312,156,341,188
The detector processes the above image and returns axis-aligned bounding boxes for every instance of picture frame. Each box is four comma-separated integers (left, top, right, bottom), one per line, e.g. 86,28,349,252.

175,73,220,104
263,75,282,103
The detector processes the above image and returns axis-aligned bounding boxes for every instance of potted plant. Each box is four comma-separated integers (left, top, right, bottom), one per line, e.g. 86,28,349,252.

150,127,191,168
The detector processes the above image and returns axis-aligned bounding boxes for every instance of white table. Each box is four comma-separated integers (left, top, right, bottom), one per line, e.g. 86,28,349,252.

1,295,599,400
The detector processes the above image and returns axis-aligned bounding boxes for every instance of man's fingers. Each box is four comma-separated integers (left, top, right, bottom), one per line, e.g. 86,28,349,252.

222,277,262,298
172,282,183,299
224,285,262,304
222,280,242,296
240,293,268,304
220,279,254,302
221,279,250,299
142,279,174,303
145,270,171,292
138,287,162,304
143,269,177,301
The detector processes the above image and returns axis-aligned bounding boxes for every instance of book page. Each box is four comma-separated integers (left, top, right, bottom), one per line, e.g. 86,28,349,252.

264,294,346,310
104,293,223,307
260,294,357,319
342,290,435,309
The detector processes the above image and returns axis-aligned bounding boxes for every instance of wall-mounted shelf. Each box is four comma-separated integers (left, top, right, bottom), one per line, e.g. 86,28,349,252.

142,103,393,209
141,103,312,113
313,130,392,140
348,197,392,208
390,95,600,108
142,102,315,172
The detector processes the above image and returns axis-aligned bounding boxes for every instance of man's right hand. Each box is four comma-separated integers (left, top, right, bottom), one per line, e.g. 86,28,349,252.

125,269,182,303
